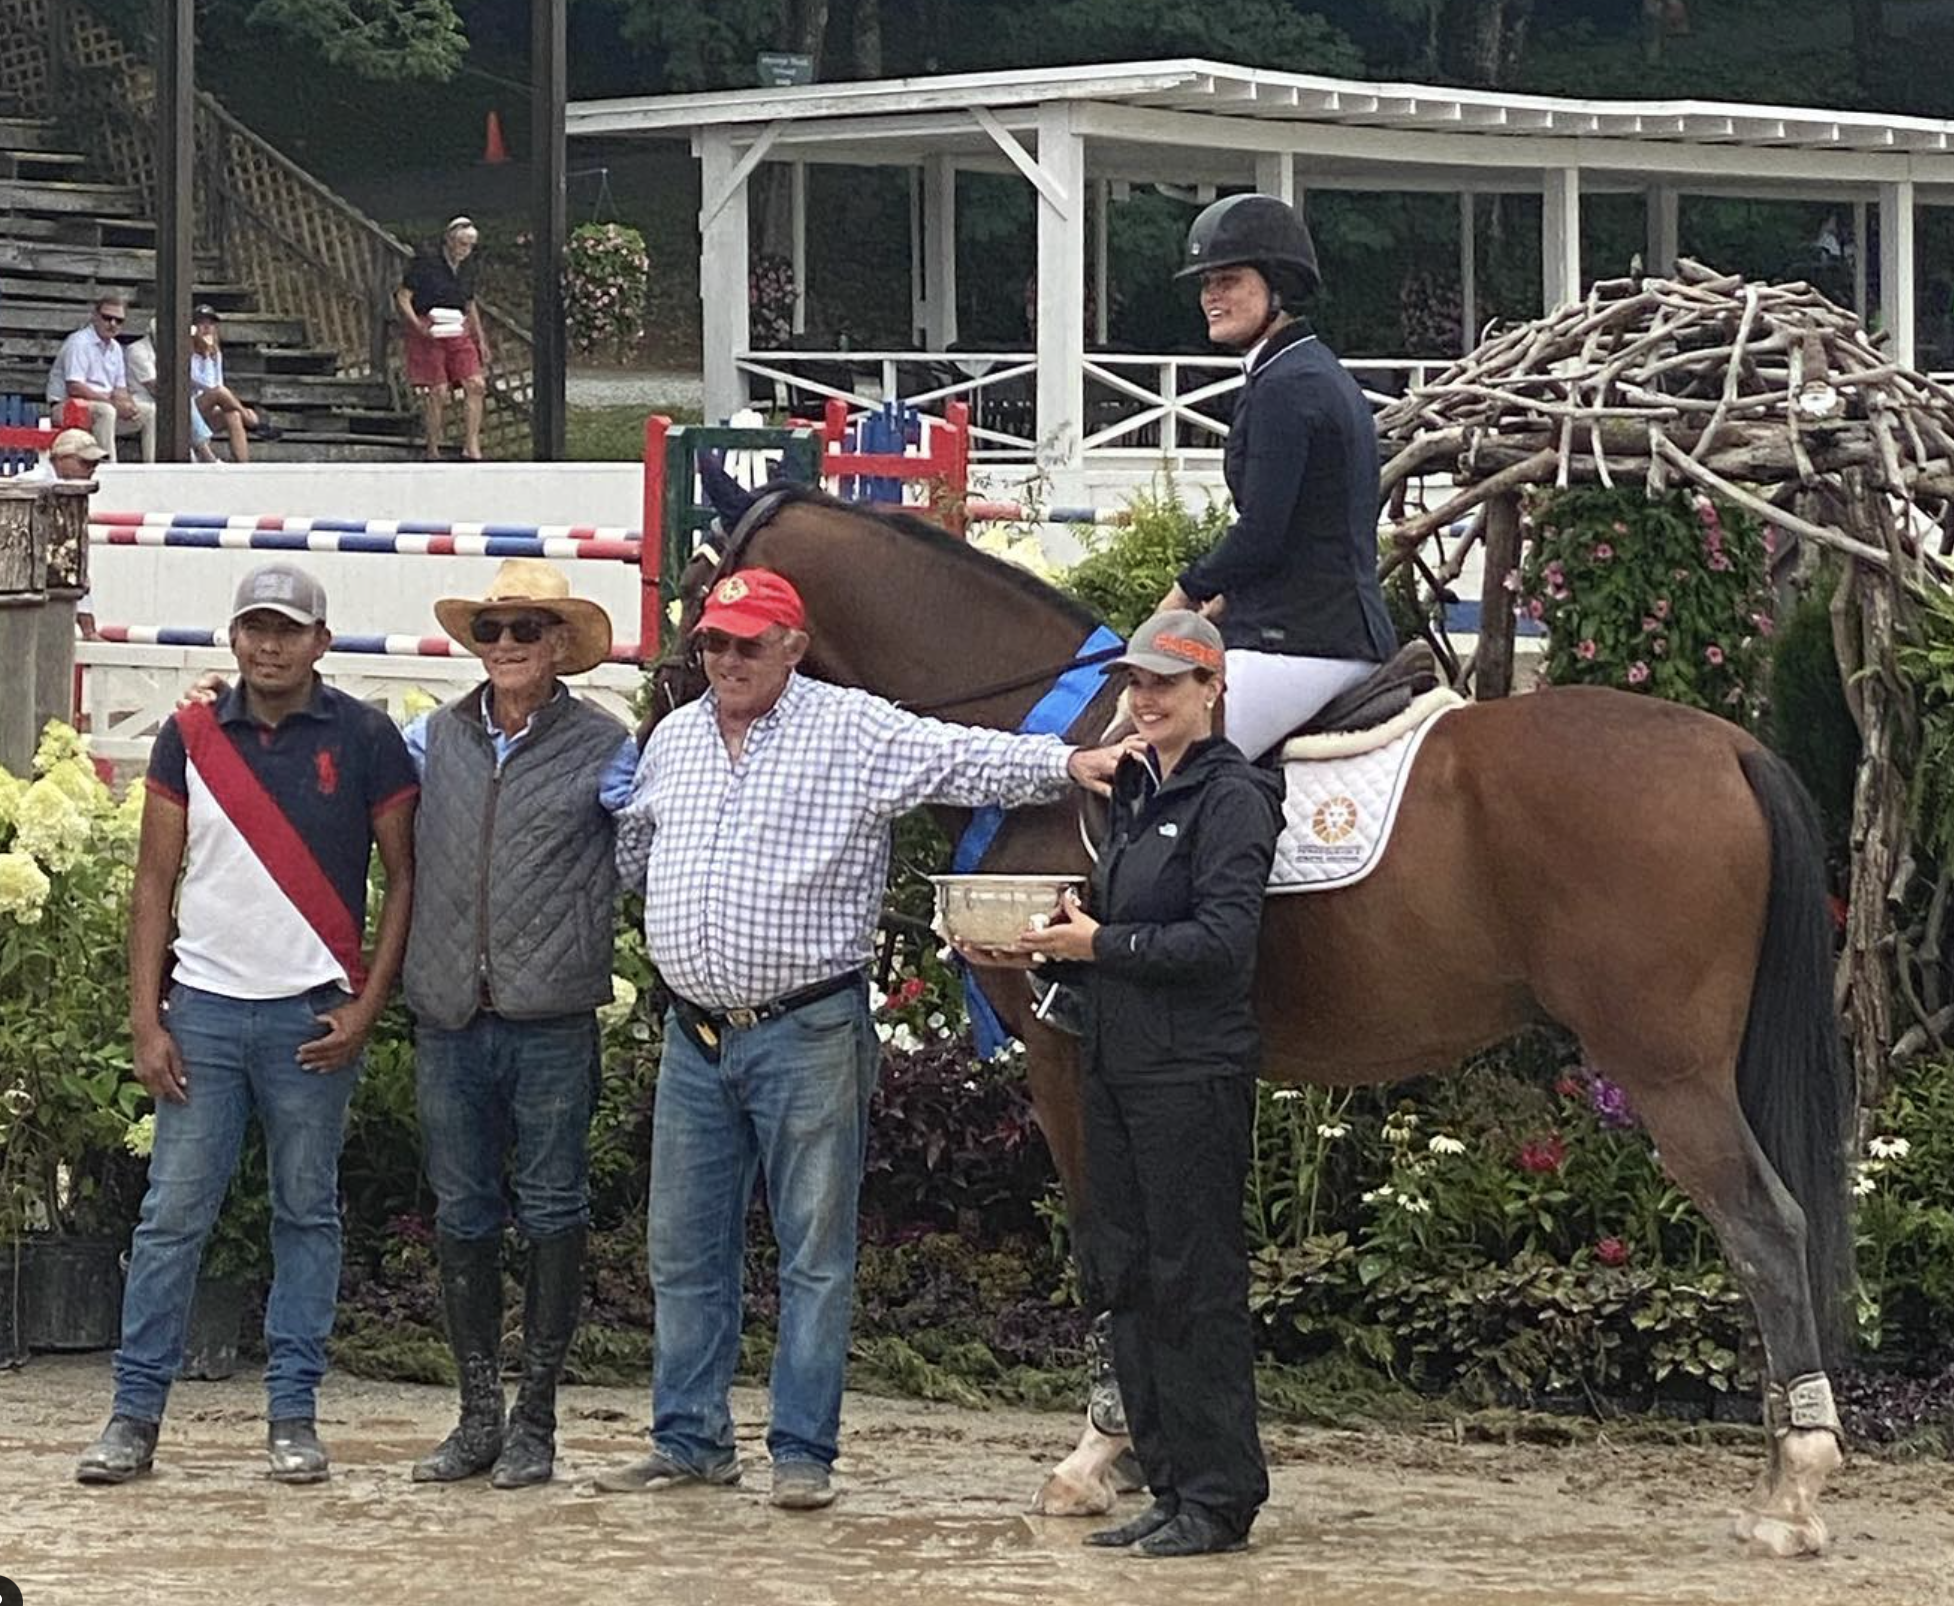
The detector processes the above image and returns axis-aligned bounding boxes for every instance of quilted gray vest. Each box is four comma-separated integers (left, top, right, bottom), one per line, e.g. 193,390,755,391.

403,685,625,1029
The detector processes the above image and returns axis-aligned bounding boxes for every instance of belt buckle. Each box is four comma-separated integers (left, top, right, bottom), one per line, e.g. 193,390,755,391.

725,1006,759,1030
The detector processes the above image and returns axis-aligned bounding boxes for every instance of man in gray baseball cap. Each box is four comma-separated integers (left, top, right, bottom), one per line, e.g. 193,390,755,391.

78,559,419,1490
229,560,328,628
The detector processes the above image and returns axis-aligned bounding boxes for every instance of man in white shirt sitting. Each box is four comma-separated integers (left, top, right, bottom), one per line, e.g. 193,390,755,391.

45,294,156,463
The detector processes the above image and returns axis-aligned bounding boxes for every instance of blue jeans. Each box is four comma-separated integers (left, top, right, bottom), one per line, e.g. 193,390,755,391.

114,983,361,1423
415,1011,599,1241
649,985,878,1471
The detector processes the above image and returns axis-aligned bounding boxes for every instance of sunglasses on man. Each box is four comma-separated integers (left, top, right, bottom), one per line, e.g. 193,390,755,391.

470,612,560,645
695,630,772,660
97,312,126,326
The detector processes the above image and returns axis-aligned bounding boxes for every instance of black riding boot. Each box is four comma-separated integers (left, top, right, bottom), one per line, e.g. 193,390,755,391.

411,1234,506,1483
490,1227,586,1489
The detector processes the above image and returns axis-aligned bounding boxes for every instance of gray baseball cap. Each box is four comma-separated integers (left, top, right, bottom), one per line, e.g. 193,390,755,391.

1109,609,1225,677
230,562,327,626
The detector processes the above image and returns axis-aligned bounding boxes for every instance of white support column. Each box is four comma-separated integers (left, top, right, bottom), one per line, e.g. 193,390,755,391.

1879,179,1916,370
1542,166,1582,312
790,161,808,335
1852,197,1869,318
699,126,750,425
1458,191,1476,355
1646,184,1679,277
1253,150,1294,204
924,154,958,348
1092,178,1109,347
1035,101,1086,488
908,167,926,347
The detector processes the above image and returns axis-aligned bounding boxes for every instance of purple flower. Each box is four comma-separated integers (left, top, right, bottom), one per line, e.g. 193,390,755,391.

1587,1074,1637,1130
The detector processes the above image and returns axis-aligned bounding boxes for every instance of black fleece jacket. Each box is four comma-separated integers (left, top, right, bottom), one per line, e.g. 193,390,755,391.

1082,736,1286,1084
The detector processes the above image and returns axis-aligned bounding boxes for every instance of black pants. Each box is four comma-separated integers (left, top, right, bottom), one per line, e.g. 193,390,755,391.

1080,1072,1268,1534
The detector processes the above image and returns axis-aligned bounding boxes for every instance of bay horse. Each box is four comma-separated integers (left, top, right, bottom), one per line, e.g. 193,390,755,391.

652,482,1852,1559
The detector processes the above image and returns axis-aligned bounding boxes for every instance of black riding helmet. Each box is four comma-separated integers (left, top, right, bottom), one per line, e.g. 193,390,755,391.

1176,193,1321,303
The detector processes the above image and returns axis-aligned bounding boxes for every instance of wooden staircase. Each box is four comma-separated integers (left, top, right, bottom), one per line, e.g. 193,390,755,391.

0,110,420,460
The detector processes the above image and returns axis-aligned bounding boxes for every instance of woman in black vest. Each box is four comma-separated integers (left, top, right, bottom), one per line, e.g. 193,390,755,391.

1158,194,1398,762
963,609,1284,1557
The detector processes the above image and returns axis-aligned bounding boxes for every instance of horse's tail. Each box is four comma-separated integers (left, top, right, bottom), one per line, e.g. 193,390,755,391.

1735,744,1854,1365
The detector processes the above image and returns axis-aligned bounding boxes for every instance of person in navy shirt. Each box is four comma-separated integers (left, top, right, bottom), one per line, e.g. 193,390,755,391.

1156,194,1398,762
77,562,416,1488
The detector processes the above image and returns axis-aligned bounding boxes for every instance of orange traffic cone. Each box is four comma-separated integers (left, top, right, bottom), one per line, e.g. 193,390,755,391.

482,110,509,165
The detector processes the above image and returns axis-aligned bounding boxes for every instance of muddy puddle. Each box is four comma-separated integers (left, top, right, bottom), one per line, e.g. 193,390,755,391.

5,1354,1954,1605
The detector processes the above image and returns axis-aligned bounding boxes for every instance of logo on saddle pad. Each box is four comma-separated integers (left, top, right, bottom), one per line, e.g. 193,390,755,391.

1308,796,1360,846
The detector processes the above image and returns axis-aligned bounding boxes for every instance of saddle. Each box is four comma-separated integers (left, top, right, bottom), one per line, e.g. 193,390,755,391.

1279,642,1460,762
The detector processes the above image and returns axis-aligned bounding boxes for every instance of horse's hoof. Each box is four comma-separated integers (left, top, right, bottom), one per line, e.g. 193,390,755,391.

1032,1471,1116,1517
1732,1509,1828,1559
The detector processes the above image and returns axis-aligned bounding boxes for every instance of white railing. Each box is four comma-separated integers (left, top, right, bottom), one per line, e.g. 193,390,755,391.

736,349,1456,463
77,643,641,762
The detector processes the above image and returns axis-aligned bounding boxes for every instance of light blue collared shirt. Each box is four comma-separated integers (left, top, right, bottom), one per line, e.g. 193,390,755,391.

404,684,638,811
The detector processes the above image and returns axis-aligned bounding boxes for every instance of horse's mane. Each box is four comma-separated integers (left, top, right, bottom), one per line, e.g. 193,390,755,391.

757,483,1101,631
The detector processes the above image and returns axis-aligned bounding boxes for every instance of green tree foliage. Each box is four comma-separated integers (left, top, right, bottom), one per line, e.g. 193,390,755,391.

244,0,470,80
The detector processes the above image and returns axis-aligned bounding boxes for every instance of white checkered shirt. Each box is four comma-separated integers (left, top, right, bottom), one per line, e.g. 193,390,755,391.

616,673,1075,1010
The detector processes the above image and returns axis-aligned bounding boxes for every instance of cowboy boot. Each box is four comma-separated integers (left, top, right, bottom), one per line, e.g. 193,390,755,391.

411,1234,506,1483
490,1227,585,1489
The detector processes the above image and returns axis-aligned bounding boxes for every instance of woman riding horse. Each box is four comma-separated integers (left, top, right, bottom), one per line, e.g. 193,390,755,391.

1160,194,1398,760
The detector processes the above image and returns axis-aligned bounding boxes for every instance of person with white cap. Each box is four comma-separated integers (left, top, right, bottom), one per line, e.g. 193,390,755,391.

396,216,490,461
16,428,107,635
78,562,418,1488
964,609,1284,1558
400,557,638,1490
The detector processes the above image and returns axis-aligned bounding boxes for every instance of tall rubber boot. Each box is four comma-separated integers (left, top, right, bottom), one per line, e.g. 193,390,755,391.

411,1234,506,1483
490,1227,586,1489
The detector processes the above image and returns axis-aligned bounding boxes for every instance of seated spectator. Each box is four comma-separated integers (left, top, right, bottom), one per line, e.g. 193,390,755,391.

47,295,155,463
395,217,490,462
124,322,217,464
15,429,103,636
190,306,270,463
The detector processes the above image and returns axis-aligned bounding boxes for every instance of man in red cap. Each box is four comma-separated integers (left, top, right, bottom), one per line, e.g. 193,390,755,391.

600,568,1131,1511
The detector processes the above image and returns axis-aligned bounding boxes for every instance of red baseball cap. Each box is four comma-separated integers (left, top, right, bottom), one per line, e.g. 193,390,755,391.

694,568,806,638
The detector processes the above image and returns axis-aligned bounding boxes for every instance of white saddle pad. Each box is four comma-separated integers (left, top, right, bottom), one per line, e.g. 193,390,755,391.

1270,699,1460,893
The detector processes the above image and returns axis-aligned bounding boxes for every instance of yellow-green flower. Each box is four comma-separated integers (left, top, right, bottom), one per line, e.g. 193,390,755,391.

123,1113,156,1158
401,687,440,720
12,778,90,873
41,755,108,814
0,849,52,924
597,975,639,1030
32,719,87,775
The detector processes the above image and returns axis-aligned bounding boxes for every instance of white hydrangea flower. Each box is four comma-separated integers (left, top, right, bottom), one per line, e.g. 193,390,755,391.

11,778,90,873
0,850,51,924
32,719,87,775
597,975,639,1030
123,1113,156,1157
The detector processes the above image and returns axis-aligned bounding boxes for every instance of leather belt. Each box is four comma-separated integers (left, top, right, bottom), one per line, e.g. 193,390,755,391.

675,970,864,1037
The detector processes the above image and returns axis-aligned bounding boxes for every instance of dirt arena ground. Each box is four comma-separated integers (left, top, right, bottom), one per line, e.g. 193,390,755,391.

5,1353,1954,1606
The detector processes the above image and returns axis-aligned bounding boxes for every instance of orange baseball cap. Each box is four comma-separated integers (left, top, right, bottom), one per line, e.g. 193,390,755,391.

694,568,806,638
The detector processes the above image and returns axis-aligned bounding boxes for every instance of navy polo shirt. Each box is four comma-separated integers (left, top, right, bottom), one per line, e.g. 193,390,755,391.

147,678,417,999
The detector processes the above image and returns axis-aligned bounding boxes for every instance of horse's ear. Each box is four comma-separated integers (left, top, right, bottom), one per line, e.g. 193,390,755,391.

698,452,758,527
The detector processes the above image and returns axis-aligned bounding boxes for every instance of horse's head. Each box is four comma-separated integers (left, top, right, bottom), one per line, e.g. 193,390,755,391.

641,543,721,736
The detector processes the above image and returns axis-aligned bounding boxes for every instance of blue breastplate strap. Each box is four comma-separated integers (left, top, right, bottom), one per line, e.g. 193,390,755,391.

951,624,1123,1055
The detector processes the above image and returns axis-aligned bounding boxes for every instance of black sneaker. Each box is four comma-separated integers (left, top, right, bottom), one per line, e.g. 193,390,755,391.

267,1418,330,1483
76,1415,159,1484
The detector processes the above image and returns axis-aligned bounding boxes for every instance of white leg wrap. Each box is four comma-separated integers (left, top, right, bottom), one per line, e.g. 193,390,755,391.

1784,1373,1842,1437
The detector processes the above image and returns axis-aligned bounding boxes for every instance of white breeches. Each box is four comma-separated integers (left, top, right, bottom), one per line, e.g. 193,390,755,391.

1221,649,1376,762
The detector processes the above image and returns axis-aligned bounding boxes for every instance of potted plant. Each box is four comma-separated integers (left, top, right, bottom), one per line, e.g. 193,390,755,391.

0,723,148,1354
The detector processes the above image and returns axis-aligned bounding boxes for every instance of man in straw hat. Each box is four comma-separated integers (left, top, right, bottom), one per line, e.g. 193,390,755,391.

401,557,638,1489
597,568,1137,1512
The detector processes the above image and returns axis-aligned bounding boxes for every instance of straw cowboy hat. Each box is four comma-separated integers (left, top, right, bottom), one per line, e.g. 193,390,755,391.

435,558,613,675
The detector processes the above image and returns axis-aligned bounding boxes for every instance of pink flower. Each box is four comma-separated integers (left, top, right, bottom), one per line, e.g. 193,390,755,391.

1653,597,1671,620
1753,612,1775,636
1652,635,1668,656
1554,1075,1584,1099
1526,597,1546,620
1543,561,1566,589
1517,1135,1567,1174
1708,551,1733,572
1705,644,1725,666
1641,615,1658,633
1576,639,1598,661
1627,661,1650,684
1596,1236,1630,1267
1763,525,1780,556
1592,542,1615,561
1502,568,1522,594
1610,520,1628,536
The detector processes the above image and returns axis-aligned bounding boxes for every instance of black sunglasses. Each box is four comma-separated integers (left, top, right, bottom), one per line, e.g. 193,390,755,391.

695,630,771,660
97,312,125,326
471,612,559,645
